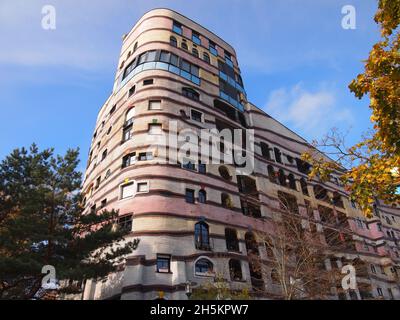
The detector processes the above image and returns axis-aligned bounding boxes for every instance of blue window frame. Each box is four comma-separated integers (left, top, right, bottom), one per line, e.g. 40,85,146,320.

173,21,182,35
192,32,201,45
209,42,218,56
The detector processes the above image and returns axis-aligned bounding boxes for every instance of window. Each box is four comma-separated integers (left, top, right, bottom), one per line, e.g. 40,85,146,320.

121,182,135,199
128,86,136,98
182,87,200,101
90,204,96,214
241,199,261,218
225,228,239,252
133,42,138,52
287,174,296,190
143,79,154,86
181,42,188,50
191,109,203,122
105,169,111,179
109,105,116,115
122,153,136,168
118,214,132,231
185,189,195,204
125,108,135,126
195,258,213,275
100,199,107,209
170,36,177,47
192,48,199,58
107,126,112,135
274,147,282,163
137,182,148,193
260,142,271,160
156,255,171,273
377,287,383,297
101,149,107,161
149,100,161,110
356,218,364,229
95,176,101,189
268,165,277,183
219,166,231,181
192,31,201,45
209,41,218,56
300,178,309,196
203,52,210,63
229,259,242,281
198,190,207,204
195,222,210,250
278,169,286,186
198,162,206,174
122,126,132,142
182,159,196,171
138,152,153,161
221,193,232,209
172,21,182,35
149,123,162,135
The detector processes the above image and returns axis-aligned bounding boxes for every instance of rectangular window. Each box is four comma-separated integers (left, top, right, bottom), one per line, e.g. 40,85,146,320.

185,189,195,204
209,41,218,56
157,254,171,273
146,50,157,62
149,124,162,135
172,21,182,35
181,59,191,73
100,199,107,208
118,214,132,231
122,153,136,168
149,100,161,110
122,126,132,142
170,53,179,67
192,31,201,45
377,288,383,296
121,182,135,199
191,109,203,122
198,162,206,174
137,182,149,193
160,51,170,63
90,204,96,214
139,152,153,161
143,79,154,86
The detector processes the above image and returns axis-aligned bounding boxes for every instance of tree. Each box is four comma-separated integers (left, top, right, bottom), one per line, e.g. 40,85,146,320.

0,144,139,299
302,0,400,217
251,195,354,300
190,274,250,300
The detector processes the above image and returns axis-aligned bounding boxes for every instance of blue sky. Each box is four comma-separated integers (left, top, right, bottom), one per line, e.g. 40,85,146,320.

0,0,379,170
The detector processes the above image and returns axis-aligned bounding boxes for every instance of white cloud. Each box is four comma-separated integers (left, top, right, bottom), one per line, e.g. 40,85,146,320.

264,84,353,138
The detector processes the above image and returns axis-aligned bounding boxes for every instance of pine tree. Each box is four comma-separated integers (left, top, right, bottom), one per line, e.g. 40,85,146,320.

0,144,139,299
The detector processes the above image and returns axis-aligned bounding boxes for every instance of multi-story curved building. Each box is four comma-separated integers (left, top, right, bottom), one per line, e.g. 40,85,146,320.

81,8,400,300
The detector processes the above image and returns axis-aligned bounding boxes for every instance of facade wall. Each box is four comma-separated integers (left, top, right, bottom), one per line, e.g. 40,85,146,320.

81,8,400,300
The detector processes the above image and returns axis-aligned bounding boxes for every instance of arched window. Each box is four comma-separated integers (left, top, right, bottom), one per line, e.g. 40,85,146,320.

274,147,282,163
192,48,199,57
219,166,231,181
170,36,177,47
125,108,135,126
300,178,309,196
229,259,243,281
181,42,188,50
198,190,207,204
278,169,286,186
221,193,232,209
195,258,214,275
195,222,210,250
182,87,200,101
287,174,296,190
225,228,239,252
203,52,210,63
268,165,277,183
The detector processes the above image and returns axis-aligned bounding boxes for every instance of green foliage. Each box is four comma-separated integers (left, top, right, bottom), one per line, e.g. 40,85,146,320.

0,144,139,299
